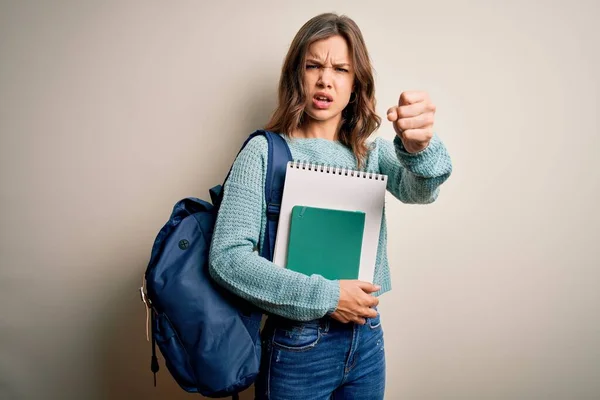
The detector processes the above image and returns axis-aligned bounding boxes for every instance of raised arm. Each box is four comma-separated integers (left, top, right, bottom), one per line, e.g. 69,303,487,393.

376,133,452,203
380,90,452,203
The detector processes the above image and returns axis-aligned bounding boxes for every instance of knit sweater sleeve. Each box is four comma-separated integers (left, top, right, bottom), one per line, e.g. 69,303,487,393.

375,133,453,204
208,136,340,321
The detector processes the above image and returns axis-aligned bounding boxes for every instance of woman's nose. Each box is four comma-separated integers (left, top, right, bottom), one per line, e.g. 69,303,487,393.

317,67,333,88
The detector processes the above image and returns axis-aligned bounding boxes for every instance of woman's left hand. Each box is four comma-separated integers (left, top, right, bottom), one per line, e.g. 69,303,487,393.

386,91,436,154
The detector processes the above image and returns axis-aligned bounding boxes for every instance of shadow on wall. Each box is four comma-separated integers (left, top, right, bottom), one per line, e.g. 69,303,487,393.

97,76,278,400
201,71,281,176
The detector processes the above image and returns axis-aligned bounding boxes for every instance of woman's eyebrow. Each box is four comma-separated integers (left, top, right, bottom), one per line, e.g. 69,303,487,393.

306,58,351,67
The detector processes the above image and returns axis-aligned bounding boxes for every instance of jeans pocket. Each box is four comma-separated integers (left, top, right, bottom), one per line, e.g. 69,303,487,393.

272,321,321,351
368,312,382,330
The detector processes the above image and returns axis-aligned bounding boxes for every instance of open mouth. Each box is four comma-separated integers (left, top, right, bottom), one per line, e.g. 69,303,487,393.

313,93,333,102
312,93,333,109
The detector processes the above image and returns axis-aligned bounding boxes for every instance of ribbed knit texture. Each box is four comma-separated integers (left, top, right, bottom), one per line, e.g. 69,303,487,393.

208,132,452,321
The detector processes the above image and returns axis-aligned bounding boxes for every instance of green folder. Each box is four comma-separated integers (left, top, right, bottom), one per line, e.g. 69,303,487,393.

285,205,365,280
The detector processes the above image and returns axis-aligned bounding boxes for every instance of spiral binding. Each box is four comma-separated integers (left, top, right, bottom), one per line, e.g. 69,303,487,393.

288,161,386,181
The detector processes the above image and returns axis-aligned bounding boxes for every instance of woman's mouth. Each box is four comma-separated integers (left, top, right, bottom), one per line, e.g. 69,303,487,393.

312,94,333,109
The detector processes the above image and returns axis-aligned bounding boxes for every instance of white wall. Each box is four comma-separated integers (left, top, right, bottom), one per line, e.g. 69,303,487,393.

1,1,598,399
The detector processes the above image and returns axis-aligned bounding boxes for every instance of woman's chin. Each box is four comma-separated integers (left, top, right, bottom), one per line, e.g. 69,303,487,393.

305,108,341,122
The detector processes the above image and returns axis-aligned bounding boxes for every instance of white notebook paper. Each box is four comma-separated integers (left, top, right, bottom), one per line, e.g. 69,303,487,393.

272,161,388,283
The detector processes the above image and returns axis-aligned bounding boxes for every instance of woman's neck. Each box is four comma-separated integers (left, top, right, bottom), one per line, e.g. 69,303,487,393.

292,116,342,141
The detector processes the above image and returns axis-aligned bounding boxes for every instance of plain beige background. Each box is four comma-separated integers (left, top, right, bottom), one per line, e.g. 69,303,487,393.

1,0,599,399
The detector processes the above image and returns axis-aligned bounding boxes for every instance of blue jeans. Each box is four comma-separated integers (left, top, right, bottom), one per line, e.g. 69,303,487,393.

255,311,386,399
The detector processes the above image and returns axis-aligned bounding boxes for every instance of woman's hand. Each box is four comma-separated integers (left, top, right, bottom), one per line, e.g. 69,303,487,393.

330,280,380,324
387,91,436,154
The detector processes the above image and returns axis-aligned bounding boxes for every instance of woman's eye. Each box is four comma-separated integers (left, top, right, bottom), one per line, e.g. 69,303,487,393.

306,65,319,70
336,68,349,73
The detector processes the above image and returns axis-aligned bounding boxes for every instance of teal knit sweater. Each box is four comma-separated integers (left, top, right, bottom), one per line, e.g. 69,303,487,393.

208,133,452,321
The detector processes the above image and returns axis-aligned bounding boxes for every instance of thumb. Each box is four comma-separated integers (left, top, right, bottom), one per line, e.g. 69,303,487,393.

356,281,381,293
386,106,398,122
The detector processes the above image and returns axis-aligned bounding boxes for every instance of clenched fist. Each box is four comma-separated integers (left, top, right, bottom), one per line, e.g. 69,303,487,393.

387,91,436,154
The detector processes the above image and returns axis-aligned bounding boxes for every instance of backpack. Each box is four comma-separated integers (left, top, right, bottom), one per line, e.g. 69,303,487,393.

139,130,292,398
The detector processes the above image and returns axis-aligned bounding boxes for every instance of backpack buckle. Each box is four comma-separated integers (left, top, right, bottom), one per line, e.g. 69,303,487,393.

267,203,280,221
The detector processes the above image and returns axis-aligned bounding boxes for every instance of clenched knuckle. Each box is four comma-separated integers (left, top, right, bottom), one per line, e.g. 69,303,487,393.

401,129,413,140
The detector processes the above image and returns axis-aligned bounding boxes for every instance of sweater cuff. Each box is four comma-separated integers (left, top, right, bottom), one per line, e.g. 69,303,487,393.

394,133,445,177
324,279,340,315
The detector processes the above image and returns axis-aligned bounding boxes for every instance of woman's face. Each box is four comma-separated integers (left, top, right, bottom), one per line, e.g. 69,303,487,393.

302,35,355,125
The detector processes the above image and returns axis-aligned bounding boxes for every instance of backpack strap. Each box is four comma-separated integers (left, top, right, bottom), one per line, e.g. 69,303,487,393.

214,130,292,261
150,312,159,386
260,131,292,261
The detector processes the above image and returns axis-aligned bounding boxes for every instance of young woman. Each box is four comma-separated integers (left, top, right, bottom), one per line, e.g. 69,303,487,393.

208,12,452,400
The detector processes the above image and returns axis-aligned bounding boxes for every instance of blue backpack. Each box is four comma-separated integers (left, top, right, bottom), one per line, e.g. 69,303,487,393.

140,130,292,398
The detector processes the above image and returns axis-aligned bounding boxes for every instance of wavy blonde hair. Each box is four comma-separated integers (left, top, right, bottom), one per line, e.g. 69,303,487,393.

264,13,381,168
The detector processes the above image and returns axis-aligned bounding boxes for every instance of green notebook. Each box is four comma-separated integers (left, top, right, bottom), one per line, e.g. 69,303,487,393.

285,205,365,280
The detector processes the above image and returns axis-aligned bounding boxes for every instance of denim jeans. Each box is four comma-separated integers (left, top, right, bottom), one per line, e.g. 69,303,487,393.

255,311,386,399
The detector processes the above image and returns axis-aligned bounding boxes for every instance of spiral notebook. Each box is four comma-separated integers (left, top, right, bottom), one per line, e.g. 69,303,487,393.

273,161,388,283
